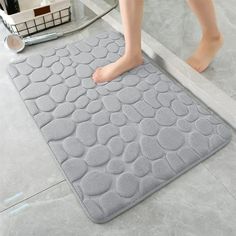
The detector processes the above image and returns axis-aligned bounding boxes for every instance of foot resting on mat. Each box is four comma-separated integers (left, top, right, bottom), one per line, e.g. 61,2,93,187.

92,54,143,83
186,34,223,73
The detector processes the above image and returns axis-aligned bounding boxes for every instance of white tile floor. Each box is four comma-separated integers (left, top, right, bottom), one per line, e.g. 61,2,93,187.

0,1,236,235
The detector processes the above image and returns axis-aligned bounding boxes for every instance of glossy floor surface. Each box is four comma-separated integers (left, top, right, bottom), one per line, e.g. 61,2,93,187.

0,1,236,235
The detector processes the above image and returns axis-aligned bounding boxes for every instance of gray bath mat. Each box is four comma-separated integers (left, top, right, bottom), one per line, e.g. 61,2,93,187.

8,31,232,223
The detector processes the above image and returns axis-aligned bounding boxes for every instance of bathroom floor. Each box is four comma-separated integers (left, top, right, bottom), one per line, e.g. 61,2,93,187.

143,0,236,100
0,1,236,235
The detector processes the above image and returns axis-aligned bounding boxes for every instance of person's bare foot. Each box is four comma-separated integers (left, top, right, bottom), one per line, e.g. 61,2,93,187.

186,33,224,73
92,54,143,83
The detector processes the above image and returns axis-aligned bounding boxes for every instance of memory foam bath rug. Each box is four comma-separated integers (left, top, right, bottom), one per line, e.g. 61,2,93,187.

8,31,232,223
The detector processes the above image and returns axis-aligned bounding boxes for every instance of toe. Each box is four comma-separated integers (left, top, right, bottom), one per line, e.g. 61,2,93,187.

92,68,101,82
186,58,202,72
197,65,207,73
193,64,200,72
195,60,209,73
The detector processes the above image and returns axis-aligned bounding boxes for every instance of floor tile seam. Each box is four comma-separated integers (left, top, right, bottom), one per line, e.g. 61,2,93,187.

0,180,66,214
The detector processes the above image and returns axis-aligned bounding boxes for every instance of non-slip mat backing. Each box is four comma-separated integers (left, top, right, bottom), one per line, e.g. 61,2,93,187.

8,31,232,223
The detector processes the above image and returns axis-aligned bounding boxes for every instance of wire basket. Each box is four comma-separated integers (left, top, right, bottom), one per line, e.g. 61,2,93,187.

0,0,71,37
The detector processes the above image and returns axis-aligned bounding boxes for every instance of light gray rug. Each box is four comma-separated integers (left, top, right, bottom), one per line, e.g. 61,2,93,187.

8,31,232,223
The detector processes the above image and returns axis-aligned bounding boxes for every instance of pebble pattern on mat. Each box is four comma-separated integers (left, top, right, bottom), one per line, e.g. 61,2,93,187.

8,31,232,223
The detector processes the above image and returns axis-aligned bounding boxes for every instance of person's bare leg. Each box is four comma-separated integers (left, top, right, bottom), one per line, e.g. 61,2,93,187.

92,0,144,83
186,0,223,72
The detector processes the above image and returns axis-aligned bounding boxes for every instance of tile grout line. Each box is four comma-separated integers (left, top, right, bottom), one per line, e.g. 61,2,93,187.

0,180,66,214
203,163,236,202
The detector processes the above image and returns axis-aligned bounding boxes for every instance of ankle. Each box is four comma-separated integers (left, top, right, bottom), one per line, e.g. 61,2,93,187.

123,52,143,64
202,31,223,42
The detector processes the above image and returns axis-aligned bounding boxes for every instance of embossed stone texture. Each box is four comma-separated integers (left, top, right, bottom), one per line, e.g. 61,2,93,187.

62,137,84,157
8,31,232,224
85,145,110,166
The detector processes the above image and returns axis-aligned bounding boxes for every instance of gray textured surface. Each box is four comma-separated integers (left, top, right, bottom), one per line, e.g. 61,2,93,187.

8,31,232,223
